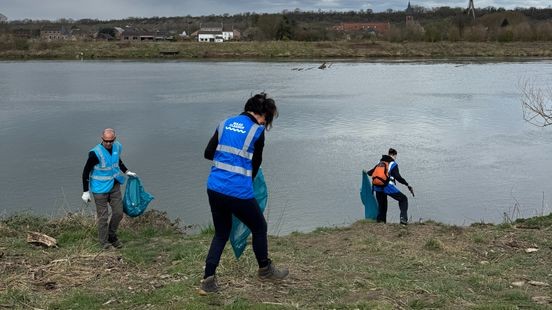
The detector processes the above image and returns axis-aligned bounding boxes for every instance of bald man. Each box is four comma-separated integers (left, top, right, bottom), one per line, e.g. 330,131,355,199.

82,128,136,250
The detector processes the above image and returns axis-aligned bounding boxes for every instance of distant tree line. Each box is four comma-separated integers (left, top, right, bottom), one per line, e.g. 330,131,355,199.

1,6,552,44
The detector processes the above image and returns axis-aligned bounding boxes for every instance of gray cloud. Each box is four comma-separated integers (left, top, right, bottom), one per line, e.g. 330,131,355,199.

1,0,550,20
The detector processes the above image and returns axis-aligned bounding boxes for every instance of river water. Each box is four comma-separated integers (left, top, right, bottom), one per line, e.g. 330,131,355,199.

1,60,551,234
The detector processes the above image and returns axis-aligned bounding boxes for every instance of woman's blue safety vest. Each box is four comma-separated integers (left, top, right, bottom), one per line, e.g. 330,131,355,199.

90,141,125,194
207,114,264,199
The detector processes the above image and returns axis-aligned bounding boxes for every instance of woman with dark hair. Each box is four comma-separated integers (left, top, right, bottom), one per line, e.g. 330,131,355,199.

199,93,288,295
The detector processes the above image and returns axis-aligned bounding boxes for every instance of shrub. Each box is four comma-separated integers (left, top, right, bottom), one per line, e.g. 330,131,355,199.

405,23,425,41
388,26,404,42
447,26,462,42
13,38,29,50
535,21,552,41
464,25,488,42
0,39,13,51
496,28,513,42
423,20,453,42
512,22,535,41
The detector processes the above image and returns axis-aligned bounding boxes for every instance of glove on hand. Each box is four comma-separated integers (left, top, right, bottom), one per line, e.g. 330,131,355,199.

407,185,415,197
81,191,91,202
126,171,137,177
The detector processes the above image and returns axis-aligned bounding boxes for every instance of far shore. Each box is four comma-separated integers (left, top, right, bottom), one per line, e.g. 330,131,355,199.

1,40,552,60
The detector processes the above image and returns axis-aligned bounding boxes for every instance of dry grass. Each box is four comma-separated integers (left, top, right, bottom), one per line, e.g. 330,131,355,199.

1,40,552,60
1,211,552,308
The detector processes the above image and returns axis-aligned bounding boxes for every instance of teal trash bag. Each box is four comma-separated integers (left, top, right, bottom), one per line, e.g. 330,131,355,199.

361,170,378,220
123,176,154,217
230,167,268,259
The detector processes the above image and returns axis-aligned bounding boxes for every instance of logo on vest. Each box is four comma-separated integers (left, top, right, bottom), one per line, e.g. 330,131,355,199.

225,122,247,134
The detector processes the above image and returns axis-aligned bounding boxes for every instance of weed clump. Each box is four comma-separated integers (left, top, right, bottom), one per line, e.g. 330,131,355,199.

424,238,444,251
514,213,552,229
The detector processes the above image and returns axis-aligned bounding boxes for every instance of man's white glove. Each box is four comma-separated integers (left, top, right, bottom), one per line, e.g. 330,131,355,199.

126,171,137,177
81,191,91,202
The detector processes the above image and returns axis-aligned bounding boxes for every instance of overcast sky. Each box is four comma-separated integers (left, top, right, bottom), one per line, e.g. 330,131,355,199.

1,0,550,21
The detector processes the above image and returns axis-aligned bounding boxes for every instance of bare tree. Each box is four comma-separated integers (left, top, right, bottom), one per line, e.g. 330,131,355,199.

520,78,552,127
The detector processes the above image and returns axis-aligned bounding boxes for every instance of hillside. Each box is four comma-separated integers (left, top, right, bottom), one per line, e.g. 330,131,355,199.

1,210,551,309
1,7,552,43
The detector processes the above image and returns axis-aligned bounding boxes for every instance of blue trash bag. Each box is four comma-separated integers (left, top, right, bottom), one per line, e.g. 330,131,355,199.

230,167,268,259
123,176,154,217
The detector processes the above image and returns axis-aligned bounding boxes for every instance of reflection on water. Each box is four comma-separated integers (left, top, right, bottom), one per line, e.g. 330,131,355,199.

1,60,552,234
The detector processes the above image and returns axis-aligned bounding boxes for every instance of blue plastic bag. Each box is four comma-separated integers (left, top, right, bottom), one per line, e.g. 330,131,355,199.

230,167,268,259
361,170,378,220
123,176,154,217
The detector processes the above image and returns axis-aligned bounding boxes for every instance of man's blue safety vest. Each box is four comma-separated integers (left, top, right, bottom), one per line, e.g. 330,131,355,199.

373,161,401,194
207,114,264,199
89,141,125,194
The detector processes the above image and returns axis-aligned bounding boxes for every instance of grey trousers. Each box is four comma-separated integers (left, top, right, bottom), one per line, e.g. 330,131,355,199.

92,183,123,246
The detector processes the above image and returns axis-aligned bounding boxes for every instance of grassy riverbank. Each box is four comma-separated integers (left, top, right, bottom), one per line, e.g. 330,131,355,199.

2,41,552,60
1,210,551,309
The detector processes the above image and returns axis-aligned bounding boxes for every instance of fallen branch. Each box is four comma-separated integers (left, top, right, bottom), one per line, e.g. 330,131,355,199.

26,232,57,248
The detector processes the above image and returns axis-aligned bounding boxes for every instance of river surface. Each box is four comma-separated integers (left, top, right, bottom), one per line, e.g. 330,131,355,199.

1,60,551,234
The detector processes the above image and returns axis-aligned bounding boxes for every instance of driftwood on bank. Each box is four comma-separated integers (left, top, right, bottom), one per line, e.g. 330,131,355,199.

26,231,57,247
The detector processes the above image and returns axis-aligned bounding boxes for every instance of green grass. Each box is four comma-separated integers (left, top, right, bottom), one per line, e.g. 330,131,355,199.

49,290,108,310
514,213,552,228
472,232,488,244
56,229,96,246
199,224,215,235
423,238,444,251
2,213,49,231
409,298,446,309
0,288,35,309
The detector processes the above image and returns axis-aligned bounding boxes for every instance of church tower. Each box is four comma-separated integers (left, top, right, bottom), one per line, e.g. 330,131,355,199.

405,1,414,24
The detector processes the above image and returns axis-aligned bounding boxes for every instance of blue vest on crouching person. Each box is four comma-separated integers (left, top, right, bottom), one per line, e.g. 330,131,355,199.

373,161,401,194
207,114,264,199
90,141,125,194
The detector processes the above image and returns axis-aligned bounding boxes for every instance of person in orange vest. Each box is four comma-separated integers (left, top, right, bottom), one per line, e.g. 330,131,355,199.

368,148,414,225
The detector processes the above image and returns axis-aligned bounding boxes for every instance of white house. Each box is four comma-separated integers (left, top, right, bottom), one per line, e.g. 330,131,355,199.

198,30,223,43
197,23,238,42
222,25,234,41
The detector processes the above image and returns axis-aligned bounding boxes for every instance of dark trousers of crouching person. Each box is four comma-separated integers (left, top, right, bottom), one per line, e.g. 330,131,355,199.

375,190,408,224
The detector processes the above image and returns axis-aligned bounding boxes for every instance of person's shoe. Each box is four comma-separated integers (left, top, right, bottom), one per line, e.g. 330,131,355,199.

258,260,289,281
111,240,123,249
400,218,408,226
198,275,219,295
101,243,114,250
